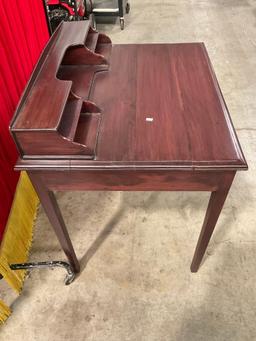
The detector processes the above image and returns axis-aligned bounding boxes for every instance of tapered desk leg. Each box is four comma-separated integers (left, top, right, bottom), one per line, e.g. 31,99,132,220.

190,172,235,272
28,173,80,273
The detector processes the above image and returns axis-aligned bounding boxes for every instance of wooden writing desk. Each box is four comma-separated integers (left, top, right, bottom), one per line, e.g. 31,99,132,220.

10,21,247,277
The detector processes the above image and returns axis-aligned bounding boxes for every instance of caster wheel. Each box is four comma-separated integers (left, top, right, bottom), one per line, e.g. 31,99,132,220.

126,2,130,14
120,17,124,30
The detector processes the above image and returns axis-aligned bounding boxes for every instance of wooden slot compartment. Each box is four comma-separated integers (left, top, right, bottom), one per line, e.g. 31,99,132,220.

58,98,83,140
74,113,101,151
95,43,112,62
73,101,102,152
85,31,99,52
57,65,97,99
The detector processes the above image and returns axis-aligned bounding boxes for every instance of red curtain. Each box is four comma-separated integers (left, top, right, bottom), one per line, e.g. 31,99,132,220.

0,1,49,240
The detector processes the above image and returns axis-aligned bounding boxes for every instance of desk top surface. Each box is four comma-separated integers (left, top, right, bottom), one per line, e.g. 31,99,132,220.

15,35,247,171
81,43,246,170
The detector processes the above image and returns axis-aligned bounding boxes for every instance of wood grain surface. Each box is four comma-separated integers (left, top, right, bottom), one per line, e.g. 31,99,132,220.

90,43,247,169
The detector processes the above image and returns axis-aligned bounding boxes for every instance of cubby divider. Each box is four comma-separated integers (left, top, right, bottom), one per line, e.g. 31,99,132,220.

10,21,110,159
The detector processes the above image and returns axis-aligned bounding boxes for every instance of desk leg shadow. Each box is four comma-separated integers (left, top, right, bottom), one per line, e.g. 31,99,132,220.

79,205,125,272
78,192,158,273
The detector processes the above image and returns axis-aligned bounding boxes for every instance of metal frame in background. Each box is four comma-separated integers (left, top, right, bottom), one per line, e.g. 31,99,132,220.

43,0,53,35
92,0,130,30
0,261,76,285
43,0,84,35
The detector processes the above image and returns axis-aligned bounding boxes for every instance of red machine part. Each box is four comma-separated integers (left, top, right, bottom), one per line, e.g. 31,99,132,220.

47,0,85,17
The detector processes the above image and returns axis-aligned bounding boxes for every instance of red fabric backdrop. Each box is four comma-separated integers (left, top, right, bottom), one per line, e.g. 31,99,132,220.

0,1,49,240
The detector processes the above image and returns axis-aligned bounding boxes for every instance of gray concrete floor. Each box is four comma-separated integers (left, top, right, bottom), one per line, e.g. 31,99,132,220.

1,0,256,340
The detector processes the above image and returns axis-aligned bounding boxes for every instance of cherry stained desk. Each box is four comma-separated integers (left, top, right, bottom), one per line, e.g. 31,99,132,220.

10,21,247,278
